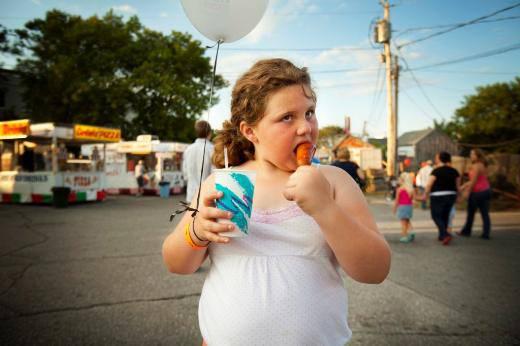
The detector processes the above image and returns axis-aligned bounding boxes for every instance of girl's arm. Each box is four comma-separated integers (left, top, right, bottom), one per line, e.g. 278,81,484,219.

162,175,233,274
423,175,436,201
284,165,391,284
464,164,480,191
393,188,400,214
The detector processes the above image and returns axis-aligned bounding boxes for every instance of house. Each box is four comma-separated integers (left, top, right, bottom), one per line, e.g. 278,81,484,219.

332,134,383,170
398,128,458,169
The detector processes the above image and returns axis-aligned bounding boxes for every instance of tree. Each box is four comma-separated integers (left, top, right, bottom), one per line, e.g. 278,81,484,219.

318,125,344,148
9,10,226,142
0,24,8,54
433,119,458,140
440,77,520,153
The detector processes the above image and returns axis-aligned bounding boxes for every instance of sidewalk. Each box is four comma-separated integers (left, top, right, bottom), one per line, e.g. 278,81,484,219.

366,194,520,234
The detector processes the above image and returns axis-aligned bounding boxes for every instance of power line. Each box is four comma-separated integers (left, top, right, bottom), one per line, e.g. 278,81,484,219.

458,138,520,148
414,69,518,75
397,51,445,119
367,63,385,124
273,10,381,16
401,88,436,122
394,15,520,38
221,46,375,52
219,67,378,76
406,42,520,71
397,2,520,48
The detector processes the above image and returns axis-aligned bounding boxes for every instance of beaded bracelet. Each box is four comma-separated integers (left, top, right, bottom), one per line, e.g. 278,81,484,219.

184,220,209,250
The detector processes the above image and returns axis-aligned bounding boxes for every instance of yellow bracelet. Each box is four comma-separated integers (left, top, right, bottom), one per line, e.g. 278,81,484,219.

184,220,208,250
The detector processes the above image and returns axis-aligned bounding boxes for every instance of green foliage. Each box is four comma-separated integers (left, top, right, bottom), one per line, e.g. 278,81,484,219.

0,24,7,53
433,119,459,140
437,77,520,154
9,10,226,142
318,125,344,148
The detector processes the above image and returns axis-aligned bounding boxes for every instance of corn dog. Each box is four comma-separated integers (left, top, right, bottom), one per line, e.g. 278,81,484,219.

296,142,314,166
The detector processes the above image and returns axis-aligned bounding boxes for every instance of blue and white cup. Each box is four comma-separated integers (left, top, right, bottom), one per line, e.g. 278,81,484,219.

214,169,256,237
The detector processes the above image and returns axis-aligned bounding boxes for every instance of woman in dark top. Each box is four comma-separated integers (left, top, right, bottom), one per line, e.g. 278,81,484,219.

423,151,460,245
331,147,365,189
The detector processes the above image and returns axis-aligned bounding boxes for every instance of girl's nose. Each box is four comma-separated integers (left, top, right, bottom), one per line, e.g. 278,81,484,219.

296,121,312,136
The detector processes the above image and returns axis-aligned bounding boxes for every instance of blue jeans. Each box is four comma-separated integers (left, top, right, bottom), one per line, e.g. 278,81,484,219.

430,194,457,240
460,189,491,237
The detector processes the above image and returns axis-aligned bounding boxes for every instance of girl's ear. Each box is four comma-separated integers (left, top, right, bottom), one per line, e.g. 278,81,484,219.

239,121,258,143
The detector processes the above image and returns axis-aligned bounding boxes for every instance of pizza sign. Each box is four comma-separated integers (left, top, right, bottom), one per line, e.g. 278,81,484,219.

0,119,30,139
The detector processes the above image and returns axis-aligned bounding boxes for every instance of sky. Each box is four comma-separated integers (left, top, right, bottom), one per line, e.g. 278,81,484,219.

1,0,519,138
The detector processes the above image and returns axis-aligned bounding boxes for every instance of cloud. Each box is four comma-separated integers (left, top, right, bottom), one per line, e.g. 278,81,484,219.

245,0,319,43
159,12,168,18
31,0,41,4
111,5,137,15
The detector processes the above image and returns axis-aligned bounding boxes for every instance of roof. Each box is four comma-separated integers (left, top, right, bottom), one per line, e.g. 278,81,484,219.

333,135,373,151
368,137,387,147
398,128,434,146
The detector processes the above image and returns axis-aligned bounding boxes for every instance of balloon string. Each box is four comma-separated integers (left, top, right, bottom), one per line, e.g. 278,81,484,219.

170,39,222,222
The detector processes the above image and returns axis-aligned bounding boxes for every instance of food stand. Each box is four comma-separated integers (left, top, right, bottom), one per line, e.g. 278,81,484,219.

0,120,120,204
81,135,188,196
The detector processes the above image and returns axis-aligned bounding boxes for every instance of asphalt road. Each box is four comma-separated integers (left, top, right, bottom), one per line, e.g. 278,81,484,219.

1,195,519,345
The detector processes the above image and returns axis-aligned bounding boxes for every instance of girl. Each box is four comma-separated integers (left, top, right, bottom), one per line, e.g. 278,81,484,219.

162,58,391,345
393,172,416,243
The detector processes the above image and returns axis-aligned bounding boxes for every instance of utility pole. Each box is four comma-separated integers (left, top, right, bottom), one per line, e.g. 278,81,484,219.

376,0,397,177
392,54,399,176
362,120,368,142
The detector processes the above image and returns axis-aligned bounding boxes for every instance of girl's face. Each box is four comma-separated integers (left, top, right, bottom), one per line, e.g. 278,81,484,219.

250,84,318,171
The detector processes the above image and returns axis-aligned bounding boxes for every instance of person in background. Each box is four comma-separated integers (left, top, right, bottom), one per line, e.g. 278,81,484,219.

416,160,433,210
447,205,456,234
457,148,492,239
135,159,145,196
423,152,460,245
91,145,101,171
331,147,365,190
57,143,68,171
182,120,214,203
393,172,416,243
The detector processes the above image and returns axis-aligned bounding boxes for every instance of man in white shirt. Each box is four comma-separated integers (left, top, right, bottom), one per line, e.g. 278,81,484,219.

182,120,214,203
416,160,433,209
135,160,145,196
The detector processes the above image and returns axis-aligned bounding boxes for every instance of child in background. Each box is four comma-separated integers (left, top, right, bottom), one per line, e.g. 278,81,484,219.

393,172,416,243
162,58,391,345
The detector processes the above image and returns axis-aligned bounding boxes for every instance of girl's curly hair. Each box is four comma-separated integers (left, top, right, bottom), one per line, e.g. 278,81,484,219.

212,58,315,168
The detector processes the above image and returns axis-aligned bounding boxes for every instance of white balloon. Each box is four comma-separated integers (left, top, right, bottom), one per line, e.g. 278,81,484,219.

180,0,269,43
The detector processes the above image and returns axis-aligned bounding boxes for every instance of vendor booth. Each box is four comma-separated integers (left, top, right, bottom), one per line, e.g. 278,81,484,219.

0,120,120,205
81,135,188,196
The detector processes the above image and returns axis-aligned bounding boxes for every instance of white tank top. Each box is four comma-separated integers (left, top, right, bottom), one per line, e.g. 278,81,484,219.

199,202,351,345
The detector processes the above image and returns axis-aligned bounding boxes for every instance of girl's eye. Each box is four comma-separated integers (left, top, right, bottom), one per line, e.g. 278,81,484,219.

305,110,315,120
282,114,293,122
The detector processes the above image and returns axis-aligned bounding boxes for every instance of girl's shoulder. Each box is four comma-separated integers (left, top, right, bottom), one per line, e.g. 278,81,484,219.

321,164,360,193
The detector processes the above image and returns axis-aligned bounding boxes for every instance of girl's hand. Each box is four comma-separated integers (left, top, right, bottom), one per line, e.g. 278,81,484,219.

193,190,234,244
283,166,333,217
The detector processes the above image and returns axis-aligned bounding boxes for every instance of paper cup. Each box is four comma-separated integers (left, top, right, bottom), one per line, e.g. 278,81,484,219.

214,169,256,237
